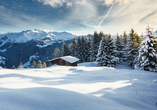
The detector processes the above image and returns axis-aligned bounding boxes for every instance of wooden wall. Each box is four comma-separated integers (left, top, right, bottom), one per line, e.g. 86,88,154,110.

50,59,77,66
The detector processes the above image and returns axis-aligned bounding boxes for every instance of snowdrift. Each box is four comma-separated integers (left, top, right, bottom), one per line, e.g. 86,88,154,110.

0,62,156,110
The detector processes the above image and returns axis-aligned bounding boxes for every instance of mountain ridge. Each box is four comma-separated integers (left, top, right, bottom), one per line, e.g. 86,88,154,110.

0,29,78,68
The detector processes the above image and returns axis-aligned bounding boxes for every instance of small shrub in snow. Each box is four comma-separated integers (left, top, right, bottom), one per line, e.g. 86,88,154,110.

43,62,47,68
38,60,43,68
18,62,23,69
12,66,15,69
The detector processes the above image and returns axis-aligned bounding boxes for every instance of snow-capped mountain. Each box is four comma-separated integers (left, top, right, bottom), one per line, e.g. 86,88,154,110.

0,29,77,48
0,29,78,68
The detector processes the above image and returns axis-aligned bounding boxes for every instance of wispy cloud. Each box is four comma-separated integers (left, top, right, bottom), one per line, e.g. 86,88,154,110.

76,0,87,5
98,0,116,26
67,2,72,7
0,6,4,9
97,0,135,5
38,0,71,8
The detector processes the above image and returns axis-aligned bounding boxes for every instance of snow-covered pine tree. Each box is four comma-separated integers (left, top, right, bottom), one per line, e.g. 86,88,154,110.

123,31,128,61
126,29,140,68
96,34,119,67
116,33,124,63
99,31,104,39
123,31,128,47
86,36,92,62
83,36,91,62
140,32,145,43
90,31,100,61
75,37,82,62
137,27,157,71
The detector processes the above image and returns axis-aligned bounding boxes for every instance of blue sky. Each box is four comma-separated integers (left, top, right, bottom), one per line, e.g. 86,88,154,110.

0,0,157,35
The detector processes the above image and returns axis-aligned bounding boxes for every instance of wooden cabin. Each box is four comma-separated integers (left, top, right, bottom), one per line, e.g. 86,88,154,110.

49,56,80,66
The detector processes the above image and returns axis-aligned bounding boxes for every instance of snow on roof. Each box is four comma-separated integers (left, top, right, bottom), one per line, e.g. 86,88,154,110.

49,56,80,63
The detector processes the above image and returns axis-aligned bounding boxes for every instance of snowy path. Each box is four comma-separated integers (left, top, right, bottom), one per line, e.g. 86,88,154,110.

0,62,156,110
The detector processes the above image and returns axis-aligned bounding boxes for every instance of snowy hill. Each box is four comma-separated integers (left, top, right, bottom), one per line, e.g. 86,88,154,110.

0,30,78,68
0,62,156,110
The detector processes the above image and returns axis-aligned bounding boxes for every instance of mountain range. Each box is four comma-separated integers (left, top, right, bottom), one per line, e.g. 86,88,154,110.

0,29,78,68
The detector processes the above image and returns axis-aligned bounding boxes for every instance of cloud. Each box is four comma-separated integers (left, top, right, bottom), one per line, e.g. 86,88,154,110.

0,6,5,9
67,2,72,7
77,0,87,5
94,0,157,35
97,0,135,5
38,0,67,8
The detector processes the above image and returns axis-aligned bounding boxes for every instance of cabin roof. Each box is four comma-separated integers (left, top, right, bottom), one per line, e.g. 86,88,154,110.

49,56,80,63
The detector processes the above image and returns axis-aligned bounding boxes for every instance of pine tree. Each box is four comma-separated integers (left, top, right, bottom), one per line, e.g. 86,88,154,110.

90,31,100,61
86,36,92,62
43,62,47,68
18,62,23,68
137,27,157,71
140,32,145,43
75,37,82,61
89,36,95,62
62,43,71,56
71,38,77,56
126,29,140,68
38,60,42,68
123,31,128,47
116,33,124,63
96,35,119,67
83,36,91,62
53,47,61,58
31,60,37,68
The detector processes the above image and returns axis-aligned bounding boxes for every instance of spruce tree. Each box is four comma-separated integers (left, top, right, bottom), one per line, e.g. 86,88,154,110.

53,47,61,58
71,38,77,56
62,43,71,56
126,29,140,68
89,36,95,62
86,36,92,62
83,36,91,62
116,33,124,63
137,27,157,71
90,31,100,61
123,31,128,47
96,35,119,67
75,37,82,61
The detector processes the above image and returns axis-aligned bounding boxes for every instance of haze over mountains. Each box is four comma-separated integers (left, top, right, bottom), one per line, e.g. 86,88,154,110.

0,29,78,68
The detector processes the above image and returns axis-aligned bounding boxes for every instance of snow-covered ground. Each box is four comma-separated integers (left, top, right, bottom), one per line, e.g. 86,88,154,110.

0,62,156,110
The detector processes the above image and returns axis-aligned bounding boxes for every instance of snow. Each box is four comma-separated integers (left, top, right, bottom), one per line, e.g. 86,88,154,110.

0,48,7,52
50,56,80,63
0,56,6,64
0,29,77,47
23,55,39,67
0,62,156,110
